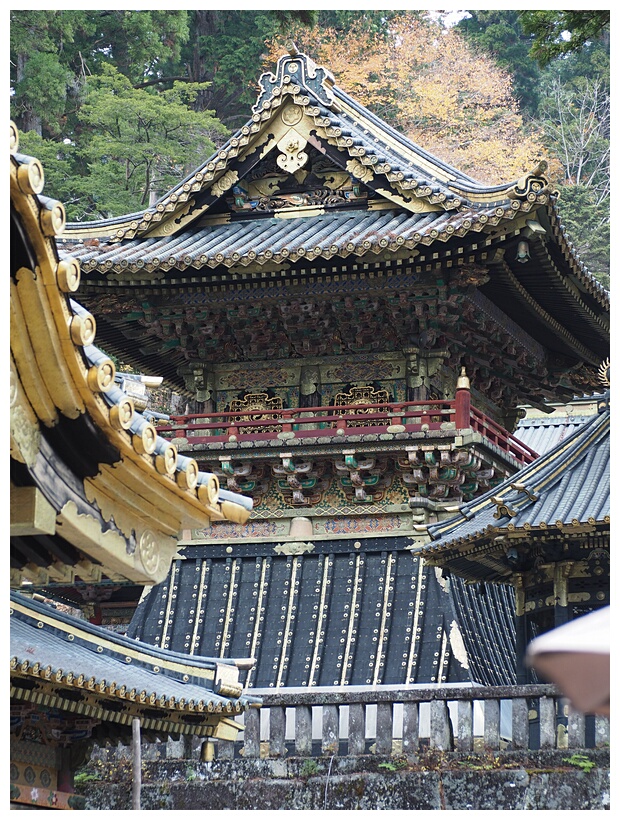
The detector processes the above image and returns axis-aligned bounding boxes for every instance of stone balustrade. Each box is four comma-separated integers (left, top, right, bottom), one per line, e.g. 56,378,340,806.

214,684,609,760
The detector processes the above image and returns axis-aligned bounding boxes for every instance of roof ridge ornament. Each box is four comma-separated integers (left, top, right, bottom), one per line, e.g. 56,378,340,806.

509,483,539,502
598,358,610,388
490,495,518,519
509,160,550,203
254,47,336,112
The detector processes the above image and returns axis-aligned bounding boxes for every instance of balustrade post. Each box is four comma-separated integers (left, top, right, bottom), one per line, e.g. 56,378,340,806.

457,699,474,752
295,705,313,756
567,709,586,748
348,703,366,756
389,406,402,426
595,715,610,747
539,696,556,749
511,697,529,750
218,739,235,760
269,706,287,757
430,700,451,751
322,704,340,755
243,707,261,759
454,367,471,430
375,702,393,755
483,699,500,750
402,702,419,757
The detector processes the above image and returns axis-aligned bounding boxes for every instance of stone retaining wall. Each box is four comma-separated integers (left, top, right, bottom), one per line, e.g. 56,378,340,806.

77,750,610,810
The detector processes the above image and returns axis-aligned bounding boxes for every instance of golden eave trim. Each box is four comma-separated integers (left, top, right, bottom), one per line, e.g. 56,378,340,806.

10,683,244,737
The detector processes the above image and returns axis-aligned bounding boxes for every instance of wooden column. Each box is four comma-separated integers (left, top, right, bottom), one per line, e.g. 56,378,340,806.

454,367,471,429
553,562,572,628
514,575,529,684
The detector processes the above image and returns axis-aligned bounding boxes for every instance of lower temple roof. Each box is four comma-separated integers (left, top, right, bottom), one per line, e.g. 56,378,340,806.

10,591,260,742
414,396,610,583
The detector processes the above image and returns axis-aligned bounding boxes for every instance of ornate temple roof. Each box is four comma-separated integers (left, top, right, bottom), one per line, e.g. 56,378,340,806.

10,122,252,588
55,48,609,405
10,122,260,748
11,591,259,743
414,393,610,582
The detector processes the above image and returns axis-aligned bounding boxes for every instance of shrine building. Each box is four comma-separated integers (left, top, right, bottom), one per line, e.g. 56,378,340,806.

55,46,609,693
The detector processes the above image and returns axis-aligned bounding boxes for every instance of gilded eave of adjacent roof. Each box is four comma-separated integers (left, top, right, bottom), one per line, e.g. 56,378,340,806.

10,122,252,587
417,396,610,559
10,591,259,740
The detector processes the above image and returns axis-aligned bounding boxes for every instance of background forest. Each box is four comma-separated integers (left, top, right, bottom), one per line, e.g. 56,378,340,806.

10,9,610,287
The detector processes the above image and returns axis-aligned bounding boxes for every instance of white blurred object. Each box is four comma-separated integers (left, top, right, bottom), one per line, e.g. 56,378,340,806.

526,607,610,715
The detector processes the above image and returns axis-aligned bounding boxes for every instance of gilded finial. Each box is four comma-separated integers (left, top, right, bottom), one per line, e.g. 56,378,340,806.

598,358,610,388
286,41,299,56
456,367,470,391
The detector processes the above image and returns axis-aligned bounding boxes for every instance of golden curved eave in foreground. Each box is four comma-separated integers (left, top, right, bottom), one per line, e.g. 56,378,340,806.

10,123,251,586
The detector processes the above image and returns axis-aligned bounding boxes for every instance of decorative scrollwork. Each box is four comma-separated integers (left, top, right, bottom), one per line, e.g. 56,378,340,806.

333,385,390,428
230,392,283,433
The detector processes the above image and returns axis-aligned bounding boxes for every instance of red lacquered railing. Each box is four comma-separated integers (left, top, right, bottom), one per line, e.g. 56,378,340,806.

469,405,539,464
155,395,538,466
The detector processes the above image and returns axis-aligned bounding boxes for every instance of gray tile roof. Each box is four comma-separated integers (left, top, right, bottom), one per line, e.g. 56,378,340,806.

515,416,592,455
10,591,260,712
421,397,610,553
64,206,500,275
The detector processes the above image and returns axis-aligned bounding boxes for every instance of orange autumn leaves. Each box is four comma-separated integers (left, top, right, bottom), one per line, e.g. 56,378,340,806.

264,15,556,186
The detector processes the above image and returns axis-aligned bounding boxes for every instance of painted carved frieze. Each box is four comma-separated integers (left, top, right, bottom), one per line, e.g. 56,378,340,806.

229,392,283,433
229,144,366,213
333,385,390,428
213,459,269,504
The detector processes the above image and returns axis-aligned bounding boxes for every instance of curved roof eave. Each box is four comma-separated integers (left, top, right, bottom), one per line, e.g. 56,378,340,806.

11,591,261,728
11,123,253,588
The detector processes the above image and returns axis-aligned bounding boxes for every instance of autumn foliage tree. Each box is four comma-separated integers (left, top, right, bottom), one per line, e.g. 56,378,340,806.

265,14,550,185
